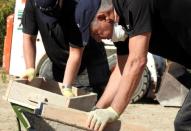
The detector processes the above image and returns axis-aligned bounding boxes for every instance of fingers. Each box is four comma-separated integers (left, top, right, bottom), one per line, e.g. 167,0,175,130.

94,120,101,131
89,117,97,130
98,121,107,131
91,120,106,131
62,88,75,97
20,72,33,81
20,74,29,81
28,75,34,82
20,73,33,82
20,68,35,81
87,112,94,128
20,72,27,79
87,113,105,131
87,112,101,131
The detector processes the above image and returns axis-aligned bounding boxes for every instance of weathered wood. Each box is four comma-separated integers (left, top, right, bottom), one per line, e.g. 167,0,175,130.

3,80,13,101
17,78,89,96
16,78,43,88
5,78,97,111
24,112,86,131
6,78,150,130
7,80,68,109
67,93,97,111
42,105,151,131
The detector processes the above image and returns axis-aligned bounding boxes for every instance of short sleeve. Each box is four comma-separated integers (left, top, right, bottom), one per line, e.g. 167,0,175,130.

22,0,38,35
61,1,84,48
127,0,153,36
67,22,84,48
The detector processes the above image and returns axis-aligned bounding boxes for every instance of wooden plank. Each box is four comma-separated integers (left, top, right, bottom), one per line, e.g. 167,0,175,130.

16,78,43,88
24,112,86,131
38,78,63,95
2,80,13,100
7,80,68,109
72,87,89,96
66,93,96,111
38,79,92,96
6,78,98,111
67,93,97,111
27,77,43,88
42,105,151,131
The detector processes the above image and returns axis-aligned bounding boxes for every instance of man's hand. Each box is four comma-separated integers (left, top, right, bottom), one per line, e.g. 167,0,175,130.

87,107,119,131
20,68,35,82
61,87,75,97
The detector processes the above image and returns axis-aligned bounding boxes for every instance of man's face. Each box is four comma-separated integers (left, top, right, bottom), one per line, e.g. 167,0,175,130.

90,20,114,42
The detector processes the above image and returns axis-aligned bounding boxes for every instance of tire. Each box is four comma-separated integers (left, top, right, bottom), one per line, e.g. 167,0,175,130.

38,58,54,80
130,67,150,103
38,58,90,86
107,54,151,103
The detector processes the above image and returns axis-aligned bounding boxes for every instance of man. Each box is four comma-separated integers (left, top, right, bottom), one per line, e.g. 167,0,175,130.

75,0,191,130
21,0,110,98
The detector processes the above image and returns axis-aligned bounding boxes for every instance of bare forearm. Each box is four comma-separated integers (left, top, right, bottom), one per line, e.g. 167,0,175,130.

63,47,84,85
96,64,122,108
111,57,147,114
96,55,128,108
111,33,150,114
23,33,36,69
63,55,81,85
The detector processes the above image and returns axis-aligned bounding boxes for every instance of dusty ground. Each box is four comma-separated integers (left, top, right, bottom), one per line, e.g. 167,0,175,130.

0,80,179,131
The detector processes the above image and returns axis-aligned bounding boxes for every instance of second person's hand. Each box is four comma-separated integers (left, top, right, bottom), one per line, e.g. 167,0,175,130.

87,107,119,131
61,85,75,97
20,68,35,82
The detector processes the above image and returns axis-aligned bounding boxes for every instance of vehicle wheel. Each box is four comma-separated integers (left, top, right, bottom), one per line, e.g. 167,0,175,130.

38,58,90,86
130,67,150,103
38,58,54,80
107,54,151,103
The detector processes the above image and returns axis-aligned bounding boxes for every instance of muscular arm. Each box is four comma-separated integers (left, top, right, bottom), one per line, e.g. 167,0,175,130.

63,46,84,85
111,32,151,114
23,33,37,69
96,54,128,108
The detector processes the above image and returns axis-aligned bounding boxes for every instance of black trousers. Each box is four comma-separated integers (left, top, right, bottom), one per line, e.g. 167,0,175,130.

52,62,110,99
174,89,191,131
